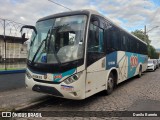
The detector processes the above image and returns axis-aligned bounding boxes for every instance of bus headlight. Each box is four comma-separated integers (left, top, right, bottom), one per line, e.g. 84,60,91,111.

26,70,32,79
64,72,82,84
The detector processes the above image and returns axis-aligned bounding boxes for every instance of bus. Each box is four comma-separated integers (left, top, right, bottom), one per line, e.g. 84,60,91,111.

21,9,148,100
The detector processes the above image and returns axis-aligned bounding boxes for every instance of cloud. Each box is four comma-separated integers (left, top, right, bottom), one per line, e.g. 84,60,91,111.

0,0,160,48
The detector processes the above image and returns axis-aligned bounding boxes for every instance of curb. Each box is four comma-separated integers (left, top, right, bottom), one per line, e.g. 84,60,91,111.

0,97,49,117
15,98,50,111
0,95,50,117
0,69,26,74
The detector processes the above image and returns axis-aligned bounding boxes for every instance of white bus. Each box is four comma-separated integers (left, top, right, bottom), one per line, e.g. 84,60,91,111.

22,9,148,100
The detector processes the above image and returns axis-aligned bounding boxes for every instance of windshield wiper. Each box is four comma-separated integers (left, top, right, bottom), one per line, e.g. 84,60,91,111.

31,29,51,64
31,39,46,64
31,24,69,65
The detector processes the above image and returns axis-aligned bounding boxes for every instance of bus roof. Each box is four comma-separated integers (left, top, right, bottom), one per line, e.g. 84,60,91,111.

38,9,147,45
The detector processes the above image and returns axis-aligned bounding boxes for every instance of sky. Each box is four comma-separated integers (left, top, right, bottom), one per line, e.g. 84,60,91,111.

0,0,160,48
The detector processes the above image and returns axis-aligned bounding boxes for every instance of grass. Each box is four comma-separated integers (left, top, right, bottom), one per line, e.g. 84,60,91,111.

0,68,26,71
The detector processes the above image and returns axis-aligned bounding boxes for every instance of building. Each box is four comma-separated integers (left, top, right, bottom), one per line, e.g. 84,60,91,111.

0,35,28,63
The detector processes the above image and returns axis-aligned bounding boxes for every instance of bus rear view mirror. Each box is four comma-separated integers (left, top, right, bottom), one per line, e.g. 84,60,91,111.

20,25,37,44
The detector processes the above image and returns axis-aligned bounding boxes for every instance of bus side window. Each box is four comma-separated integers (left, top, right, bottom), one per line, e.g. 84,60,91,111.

137,42,139,53
105,25,120,53
87,17,105,66
88,22,104,53
121,35,127,51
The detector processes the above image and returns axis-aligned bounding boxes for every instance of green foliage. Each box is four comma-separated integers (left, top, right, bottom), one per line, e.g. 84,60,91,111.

147,45,159,59
131,30,159,59
131,30,151,44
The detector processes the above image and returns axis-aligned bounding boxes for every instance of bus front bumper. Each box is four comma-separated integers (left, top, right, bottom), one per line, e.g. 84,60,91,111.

25,72,86,100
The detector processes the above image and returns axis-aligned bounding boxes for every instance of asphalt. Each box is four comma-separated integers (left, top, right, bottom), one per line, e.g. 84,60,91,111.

0,73,25,92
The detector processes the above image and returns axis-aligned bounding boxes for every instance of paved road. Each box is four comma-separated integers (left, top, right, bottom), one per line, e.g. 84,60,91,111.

0,73,25,92
14,69,160,120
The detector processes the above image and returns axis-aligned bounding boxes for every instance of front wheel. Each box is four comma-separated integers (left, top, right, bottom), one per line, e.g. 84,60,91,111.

105,73,115,95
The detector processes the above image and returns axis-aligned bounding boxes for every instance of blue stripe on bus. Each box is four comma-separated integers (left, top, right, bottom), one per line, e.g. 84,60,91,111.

125,52,137,78
28,68,76,82
106,51,117,70
106,51,147,79
53,68,76,82
126,52,147,78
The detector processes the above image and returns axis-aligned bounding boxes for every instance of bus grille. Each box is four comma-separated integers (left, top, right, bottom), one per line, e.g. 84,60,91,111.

33,78,60,84
32,85,63,97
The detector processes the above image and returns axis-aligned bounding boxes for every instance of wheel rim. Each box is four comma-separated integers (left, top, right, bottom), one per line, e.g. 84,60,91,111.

108,77,114,90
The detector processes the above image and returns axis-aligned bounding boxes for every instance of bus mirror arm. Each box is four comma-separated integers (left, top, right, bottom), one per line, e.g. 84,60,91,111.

20,25,37,35
20,25,37,44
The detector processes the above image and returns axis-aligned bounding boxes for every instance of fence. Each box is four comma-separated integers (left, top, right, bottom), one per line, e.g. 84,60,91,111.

0,18,31,71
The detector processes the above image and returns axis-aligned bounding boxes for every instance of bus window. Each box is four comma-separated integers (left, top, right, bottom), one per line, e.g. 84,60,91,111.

106,25,120,53
122,35,127,51
87,18,105,66
112,28,119,50
87,23,104,53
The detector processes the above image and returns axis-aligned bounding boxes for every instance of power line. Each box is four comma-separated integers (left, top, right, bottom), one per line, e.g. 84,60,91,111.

48,0,72,11
0,18,25,25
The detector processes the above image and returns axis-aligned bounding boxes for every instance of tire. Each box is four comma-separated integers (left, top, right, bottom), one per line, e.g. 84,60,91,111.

152,68,154,71
105,73,115,95
137,66,142,78
154,67,156,71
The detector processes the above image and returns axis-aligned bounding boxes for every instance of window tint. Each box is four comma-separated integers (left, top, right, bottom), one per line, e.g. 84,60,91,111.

87,15,105,66
111,28,119,50
121,35,126,51
88,23,104,53
89,15,148,55
105,25,120,53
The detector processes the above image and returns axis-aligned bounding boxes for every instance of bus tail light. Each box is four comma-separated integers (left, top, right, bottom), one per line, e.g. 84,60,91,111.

63,72,83,84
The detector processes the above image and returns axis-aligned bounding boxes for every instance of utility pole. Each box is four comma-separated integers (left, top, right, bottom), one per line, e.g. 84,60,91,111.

145,25,159,34
3,19,6,70
144,25,148,44
144,25,159,44
144,25,147,35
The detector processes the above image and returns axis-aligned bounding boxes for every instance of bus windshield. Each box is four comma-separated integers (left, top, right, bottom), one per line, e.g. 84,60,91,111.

28,15,87,64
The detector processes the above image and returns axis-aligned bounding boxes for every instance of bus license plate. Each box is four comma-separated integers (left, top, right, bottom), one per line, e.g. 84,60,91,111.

32,75,43,80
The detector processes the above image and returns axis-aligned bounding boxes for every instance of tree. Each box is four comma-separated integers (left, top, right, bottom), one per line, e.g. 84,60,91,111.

131,30,158,59
131,30,151,45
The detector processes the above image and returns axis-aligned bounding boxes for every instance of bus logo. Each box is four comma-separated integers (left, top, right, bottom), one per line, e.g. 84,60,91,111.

130,56,138,67
54,74,62,79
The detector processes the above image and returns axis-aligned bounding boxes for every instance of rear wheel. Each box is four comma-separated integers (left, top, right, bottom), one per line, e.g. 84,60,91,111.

105,73,115,95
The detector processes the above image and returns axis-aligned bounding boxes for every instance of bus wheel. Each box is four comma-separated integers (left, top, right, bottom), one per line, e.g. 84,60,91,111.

105,73,114,95
138,66,142,78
